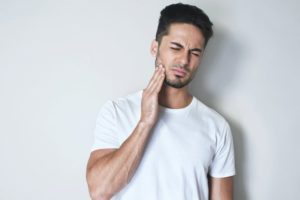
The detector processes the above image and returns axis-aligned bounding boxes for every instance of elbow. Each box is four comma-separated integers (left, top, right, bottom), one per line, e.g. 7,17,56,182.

87,174,113,200
89,189,112,200
88,182,113,200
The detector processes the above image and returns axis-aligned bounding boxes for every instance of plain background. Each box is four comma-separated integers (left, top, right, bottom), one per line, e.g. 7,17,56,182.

1,0,299,199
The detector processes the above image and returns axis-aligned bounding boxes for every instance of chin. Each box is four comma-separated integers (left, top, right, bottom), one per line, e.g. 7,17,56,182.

164,78,190,89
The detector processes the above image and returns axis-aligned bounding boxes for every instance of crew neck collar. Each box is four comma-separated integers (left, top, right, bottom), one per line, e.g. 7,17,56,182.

138,90,196,114
159,96,196,114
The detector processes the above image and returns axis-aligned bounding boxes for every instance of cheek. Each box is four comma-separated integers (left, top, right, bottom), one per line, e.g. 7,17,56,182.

157,51,174,67
190,57,202,68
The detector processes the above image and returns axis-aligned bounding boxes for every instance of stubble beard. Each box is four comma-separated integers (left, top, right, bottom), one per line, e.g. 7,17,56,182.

155,57,193,89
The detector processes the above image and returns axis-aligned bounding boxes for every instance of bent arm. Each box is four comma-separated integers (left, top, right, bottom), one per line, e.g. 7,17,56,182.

86,65,166,200
209,176,233,200
86,121,154,200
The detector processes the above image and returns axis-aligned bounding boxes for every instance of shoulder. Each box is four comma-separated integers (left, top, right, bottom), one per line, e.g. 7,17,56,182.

193,97,230,134
113,90,142,109
101,90,142,114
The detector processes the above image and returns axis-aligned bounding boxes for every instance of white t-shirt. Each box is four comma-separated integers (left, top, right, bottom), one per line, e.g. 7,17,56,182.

92,90,235,200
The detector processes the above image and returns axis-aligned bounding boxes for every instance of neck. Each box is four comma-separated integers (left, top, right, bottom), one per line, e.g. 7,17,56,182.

158,84,193,109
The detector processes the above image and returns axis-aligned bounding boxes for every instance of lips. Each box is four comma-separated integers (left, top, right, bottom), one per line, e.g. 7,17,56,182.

172,68,187,77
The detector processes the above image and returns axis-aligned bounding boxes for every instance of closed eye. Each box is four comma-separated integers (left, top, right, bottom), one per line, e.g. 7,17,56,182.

192,52,200,57
171,47,180,51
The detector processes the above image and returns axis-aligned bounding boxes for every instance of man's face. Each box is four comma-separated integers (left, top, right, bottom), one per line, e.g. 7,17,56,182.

152,23,205,88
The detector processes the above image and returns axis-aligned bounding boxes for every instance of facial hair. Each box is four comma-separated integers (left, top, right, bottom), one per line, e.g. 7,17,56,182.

155,57,194,89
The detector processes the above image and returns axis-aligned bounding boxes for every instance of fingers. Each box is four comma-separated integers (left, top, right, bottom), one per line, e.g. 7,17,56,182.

146,65,165,93
154,69,165,92
151,67,165,93
146,65,162,89
141,64,165,125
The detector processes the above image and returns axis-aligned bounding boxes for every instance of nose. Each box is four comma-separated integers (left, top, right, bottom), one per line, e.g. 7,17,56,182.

178,51,190,67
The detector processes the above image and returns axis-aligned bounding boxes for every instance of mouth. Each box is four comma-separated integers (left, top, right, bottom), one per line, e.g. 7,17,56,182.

172,68,187,77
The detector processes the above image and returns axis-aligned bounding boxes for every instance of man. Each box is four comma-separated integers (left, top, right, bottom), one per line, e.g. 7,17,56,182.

86,3,235,200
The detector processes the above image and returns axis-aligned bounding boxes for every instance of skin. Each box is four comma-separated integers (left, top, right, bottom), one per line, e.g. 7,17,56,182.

86,23,233,200
151,23,205,108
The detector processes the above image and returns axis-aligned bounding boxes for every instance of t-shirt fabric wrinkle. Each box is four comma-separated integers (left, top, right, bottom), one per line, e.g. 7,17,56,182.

92,90,235,200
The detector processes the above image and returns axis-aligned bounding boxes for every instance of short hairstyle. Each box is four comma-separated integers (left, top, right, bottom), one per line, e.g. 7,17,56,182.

155,3,213,47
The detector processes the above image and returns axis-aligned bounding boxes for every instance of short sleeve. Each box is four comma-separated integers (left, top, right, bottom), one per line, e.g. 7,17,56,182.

209,121,236,177
91,101,120,152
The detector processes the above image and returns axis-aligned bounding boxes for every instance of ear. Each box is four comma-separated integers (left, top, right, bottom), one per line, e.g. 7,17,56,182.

150,40,159,57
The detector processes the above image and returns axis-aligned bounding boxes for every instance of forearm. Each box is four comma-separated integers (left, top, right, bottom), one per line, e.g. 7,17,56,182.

87,121,154,199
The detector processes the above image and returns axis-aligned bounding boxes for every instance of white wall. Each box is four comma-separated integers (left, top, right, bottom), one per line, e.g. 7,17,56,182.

0,0,299,199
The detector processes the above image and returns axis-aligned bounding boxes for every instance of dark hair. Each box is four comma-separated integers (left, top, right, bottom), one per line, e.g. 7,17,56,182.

155,3,213,47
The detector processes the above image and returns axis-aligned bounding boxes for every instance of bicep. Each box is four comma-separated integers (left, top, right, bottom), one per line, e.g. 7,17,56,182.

209,176,233,200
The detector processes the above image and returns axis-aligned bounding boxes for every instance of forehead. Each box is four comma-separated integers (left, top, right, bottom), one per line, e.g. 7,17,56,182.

163,23,205,48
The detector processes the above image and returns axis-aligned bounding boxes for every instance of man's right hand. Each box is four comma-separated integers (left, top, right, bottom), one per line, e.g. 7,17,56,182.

87,64,166,200
140,64,165,126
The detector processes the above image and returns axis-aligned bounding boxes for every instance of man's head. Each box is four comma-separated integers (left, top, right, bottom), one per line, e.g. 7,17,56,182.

155,3,213,47
151,3,213,89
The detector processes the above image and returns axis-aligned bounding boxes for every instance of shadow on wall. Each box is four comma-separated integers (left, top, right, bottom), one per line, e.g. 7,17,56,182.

191,27,248,199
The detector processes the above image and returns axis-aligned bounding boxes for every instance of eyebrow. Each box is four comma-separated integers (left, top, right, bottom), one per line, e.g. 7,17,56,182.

170,42,203,53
